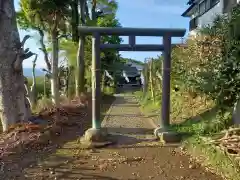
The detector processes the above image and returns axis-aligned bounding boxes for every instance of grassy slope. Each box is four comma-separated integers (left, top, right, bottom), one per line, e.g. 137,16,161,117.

135,90,240,180
184,137,240,180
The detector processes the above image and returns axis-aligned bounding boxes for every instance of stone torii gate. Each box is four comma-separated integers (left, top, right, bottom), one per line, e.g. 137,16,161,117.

78,27,186,145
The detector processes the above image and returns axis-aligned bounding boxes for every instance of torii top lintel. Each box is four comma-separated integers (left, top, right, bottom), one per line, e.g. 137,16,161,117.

78,26,186,37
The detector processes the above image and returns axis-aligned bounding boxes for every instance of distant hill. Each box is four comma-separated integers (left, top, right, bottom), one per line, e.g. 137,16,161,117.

126,59,144,65
121,58,144,65
23,68,45,77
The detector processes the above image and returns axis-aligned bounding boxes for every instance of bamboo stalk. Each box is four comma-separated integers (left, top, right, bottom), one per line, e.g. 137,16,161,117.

149,59,155,103
101,71,106,92
44,75,47,98
156,70,162,91
143,59,148,98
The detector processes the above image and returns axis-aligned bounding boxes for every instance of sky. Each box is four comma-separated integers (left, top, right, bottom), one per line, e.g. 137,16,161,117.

14,0,190,68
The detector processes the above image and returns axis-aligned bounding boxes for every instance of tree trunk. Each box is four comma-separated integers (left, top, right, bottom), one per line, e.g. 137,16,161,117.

91,0,97,22
233,99,240,125
0,0,30,131
44,75,47,97
71,0,79,42
76,36,85,96
156,70,162,91
16,66,30,122
30,55,37,107
50,30,60,106
38,29,51,71
65,68,70,98
75,0,86,96
23,79,31,120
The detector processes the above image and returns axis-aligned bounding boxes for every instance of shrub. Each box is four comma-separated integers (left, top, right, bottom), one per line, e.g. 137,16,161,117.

27,76,51,98
171,6,240,108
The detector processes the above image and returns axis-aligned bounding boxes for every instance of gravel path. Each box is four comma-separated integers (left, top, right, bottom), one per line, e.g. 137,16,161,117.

101,94,156,145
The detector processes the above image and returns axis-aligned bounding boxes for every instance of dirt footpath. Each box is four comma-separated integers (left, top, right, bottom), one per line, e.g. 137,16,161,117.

20,94,222,180
3,94,223,180
94,94,222,180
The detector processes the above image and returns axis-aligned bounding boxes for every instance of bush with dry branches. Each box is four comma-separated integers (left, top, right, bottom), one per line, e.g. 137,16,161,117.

172,6,240,109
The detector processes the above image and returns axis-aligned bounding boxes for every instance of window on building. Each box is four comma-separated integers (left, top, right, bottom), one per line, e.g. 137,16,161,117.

211,0,220,6
199,1,206,15
198,0,220,16
190,5,198,17
189,17,198,30
206,0,211,10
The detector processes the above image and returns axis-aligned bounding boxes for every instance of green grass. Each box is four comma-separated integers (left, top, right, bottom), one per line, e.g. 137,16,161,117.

27,77,51,98
135,91,161,113
135,89,238,179
135,89,233,136
171,110,232,136
135,90,214,124
184,137,240,180
103,86,116,95
173,110,239,180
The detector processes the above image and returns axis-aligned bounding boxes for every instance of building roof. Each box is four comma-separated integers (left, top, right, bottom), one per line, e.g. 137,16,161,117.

187,0,201,5
106,62,139,77
187,0,195,5
181,3,196,17
122,65,139,77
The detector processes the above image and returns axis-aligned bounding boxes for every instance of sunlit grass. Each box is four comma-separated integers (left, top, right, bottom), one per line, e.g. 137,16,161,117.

135,88,237,179
184,136,240,180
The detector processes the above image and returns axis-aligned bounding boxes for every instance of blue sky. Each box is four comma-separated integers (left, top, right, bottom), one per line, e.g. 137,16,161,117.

14,0,190,68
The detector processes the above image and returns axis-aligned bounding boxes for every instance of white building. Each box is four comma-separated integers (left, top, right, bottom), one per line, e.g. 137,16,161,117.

182,0,240,37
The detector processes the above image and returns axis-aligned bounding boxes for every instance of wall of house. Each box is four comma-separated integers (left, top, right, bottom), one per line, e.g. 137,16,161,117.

190,5,199,19
188,0,224,37
189,29,198,37
187,0,240,37
198,0,223,28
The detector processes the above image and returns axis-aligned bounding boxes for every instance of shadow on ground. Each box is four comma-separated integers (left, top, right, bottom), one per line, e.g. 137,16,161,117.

24,153,120,180
116,85,141,94
1,95,115,180
102,113,147,118
104,127,156,146
105,127,153,135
